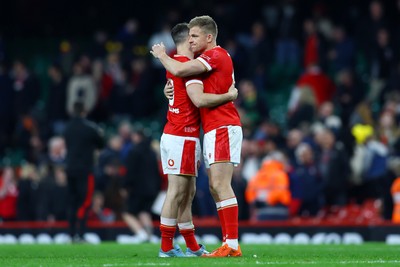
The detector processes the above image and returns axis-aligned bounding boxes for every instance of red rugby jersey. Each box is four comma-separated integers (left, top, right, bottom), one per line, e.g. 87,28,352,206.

196,46,241,133
163,55,201,137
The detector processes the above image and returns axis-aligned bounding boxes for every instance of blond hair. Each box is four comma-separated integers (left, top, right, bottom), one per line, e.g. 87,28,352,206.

188,15,218,39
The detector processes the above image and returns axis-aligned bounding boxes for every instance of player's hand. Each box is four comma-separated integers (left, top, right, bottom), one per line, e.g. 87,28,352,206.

164,80,174,100
228,83,238,101
150,42,166,58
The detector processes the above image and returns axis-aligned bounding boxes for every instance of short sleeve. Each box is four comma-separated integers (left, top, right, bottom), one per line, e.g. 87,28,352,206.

197,49,218,71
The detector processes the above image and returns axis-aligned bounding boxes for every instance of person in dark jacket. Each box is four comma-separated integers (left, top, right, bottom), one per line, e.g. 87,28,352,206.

63,101,104,242
121,128,161,242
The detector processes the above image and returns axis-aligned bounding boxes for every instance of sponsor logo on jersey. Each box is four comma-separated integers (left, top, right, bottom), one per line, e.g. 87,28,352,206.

169,107,180,114
168,159,175,167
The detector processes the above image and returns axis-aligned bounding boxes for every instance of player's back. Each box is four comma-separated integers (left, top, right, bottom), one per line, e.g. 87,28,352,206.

197,46,241,133
163,55,201,138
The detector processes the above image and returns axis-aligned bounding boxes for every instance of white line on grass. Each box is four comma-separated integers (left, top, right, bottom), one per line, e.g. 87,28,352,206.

255,260,400,265
103,264,171,267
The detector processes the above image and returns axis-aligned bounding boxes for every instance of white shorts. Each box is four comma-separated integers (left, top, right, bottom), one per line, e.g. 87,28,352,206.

203,125,243,168
160,134,201,176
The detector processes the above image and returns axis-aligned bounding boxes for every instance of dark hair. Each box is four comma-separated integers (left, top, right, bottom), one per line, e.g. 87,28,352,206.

73,101,85,115
171,23,189,45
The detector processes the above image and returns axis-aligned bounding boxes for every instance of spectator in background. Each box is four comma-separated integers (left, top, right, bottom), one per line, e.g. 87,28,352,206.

287,86,317,129
241,138,263,182
116,121,133,161
17,163,45,221
63,101,104,242
122,128,161,242
369,28,397,105
41,165,68,222
350,124,389,203
105,53,124,87
47,63,68,136
102,158,125,220
88,191,115,223
224,38,247,82
315,127,350,212
0,61,14,156
242,21,273,89
11,60,41,118
285,128,305,167
275,0,301,67
334,69,364,126
295,64,336,108
245,152,291,221
115,18,141,55
290,143,323,217
236,79,269,130
66,62,97,117
377,110,400,147
357,0,388,58
391,176,400,223
302,19,326,68
90,59,113,122
109,67,134,118
15,115,43,164
96,135,123,192
90,30,108,60
129,57,157,119
311,102,342,136
46,136,66,166
148,22,175,77
327,25,355,73
0,167,18,221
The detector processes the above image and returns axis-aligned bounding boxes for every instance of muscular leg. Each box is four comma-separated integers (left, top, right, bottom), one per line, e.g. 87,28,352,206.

208,162,239,249
176,176,201,252
162,174,190,218
177,176,195,223
160,174,192,252
208,163,234,201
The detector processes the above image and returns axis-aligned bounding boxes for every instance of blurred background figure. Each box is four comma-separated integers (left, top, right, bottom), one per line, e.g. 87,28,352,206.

245,152,291,221
63,101,104,242
122,128,161,242
88,191,115,223
289,143,323,217
0,166,18,222
41,165,68,222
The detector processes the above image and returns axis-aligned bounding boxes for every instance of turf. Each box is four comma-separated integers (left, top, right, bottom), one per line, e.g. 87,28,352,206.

0,243,399,267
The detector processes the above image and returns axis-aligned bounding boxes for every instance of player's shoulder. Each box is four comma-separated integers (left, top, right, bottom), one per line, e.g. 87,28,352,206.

203,46,229,59
173,54,191,63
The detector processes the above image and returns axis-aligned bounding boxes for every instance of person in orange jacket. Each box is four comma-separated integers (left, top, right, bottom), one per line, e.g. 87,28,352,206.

245,152,291,220
391,177,400,223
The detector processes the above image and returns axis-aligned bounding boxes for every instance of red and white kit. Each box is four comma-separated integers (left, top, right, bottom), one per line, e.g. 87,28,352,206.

196,46,243,167
161,55,201,176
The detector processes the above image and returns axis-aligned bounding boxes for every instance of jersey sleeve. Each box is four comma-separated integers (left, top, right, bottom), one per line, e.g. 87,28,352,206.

196,49,218,71
184,74,203,88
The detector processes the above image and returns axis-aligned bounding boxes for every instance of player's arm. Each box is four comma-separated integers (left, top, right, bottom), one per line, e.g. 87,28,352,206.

151,42,207,77
186,82,237,108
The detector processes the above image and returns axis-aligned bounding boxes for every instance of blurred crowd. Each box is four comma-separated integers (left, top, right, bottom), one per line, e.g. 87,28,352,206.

1,0,400,224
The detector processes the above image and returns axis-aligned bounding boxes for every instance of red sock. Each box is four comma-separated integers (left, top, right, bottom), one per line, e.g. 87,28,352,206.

160,224,176,252
217,208,226,242
220,198,239,240
179,228,200,252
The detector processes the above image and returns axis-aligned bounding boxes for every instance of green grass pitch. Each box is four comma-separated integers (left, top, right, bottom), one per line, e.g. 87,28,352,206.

0,243,399,267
